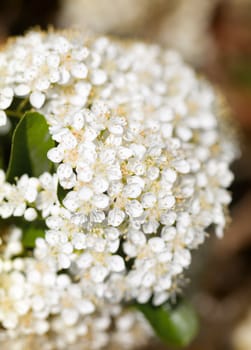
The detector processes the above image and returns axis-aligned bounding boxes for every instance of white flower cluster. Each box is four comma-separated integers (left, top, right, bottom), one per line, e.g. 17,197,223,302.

0,310,150,350
0,227,152,349
0,30,238,347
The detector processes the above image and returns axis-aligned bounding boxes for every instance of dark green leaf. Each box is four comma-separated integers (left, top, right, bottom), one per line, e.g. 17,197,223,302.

57,183,69,205
6,111,55,182
137,299,199,347
21,221,46,248
0,116,19,171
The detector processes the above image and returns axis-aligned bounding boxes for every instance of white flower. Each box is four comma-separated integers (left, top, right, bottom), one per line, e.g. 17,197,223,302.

0,88,14,110
36,173,58,217
0,175,39,219
108,208,125,227
0,271,30,329
30,91,46,108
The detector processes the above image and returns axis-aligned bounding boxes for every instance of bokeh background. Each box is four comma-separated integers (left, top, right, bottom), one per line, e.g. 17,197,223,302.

0,1,251,349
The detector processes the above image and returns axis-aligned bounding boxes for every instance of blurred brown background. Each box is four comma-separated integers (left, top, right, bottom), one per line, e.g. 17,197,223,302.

1,1,251,349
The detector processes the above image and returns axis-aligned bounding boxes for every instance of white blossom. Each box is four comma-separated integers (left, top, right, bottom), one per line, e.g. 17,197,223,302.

0,29,239,347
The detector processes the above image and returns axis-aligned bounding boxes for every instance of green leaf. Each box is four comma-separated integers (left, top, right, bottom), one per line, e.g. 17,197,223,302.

6,111,55,182
137,299,199,347
21,221,46,248
57,183,69,205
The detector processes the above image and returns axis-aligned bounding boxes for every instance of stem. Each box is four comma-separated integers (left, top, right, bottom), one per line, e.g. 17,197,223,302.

17,97,29,112
6,110,23,118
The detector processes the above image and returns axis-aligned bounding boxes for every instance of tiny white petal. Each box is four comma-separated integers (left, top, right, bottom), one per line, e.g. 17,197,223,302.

148,237,165,253
30,91,46,108
14,84,31,96
172,160,190,174
106,255,125,272
125,200,143,218
90,265,108,282
47,147,64,163
79,300,95,315
24,208,37,221
158,195,175,209
108,208,125,227
71,62,88,79
123,183,142,199
91,69,107,85
92,194,110,209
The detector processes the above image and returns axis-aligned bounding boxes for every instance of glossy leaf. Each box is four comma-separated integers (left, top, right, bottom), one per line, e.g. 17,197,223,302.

6,111,55,182
137,299,199,347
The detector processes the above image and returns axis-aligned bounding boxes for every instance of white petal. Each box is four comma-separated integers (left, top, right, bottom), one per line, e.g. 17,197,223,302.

30,91,46,108
106,255,125,272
